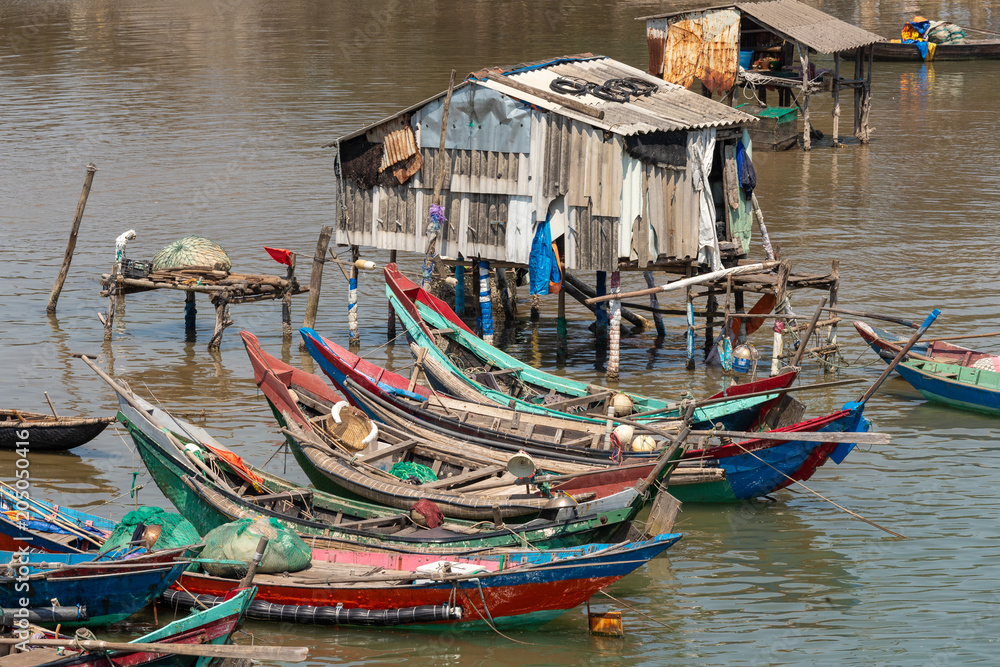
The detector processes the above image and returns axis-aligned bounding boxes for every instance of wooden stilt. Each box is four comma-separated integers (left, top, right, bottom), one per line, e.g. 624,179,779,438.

643,272,666,337
770,260,791,374
607,270,621,381
734,290,746,343
832,52,841,147
595,271,608,345
496,267,514,324
861,45,873,143
300,226,332,346
281,253,295,339
348,245,360,346
454,260,465,317
557,285,566,330
799,44,811,151
184,291,196,332
530,293,540,321
685,286,695,370
387,249,397,341
704,287,716,359
103,266,116,342
561,278,626,334
565,271,650,330
48,164,98,314
825,259,840,373
478,260,494,345
208,292,232,350
854,48,863,139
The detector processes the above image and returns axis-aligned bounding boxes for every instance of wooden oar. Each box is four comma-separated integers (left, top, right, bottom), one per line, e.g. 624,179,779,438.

859,309,940,404
923,330,1000,344
822,307,920,329
0,638,308,662
625,378,867,420
586,262,780,305
603,414,889,445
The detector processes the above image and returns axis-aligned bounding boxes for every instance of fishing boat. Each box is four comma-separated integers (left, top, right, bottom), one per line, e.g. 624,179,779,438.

893,360,1000,416
0,587,257,667
854,321,1000,369
243,334,671,522
0,410,113,452
0,554,189,627
871,39,1000,61
384,263,796,430
292,330,870,502
170,534,681,630
0,482,114,554
87,362,644,553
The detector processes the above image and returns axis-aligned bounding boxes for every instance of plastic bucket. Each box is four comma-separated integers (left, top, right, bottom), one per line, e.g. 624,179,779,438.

739,50,754,69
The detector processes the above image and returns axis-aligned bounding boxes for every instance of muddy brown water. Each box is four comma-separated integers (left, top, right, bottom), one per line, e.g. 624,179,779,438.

2,1,999,664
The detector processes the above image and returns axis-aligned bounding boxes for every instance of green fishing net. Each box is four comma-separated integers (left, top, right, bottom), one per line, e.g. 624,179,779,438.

98,505,201,555
200,516,312,577
388,461,438,484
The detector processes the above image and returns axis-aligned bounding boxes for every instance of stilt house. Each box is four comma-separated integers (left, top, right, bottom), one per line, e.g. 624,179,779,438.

329,54,759,274
641,1,883,149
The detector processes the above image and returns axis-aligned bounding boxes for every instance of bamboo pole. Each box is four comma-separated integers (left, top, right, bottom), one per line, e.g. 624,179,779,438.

798,43,811,151
586,261,780,305
825,259,840,371
564,271,650,329
750,193,775,261
48,164,98,314
348,245,360,345
770,260,791,374
0,638,308,662
386,249,397,341
859,309,940,404
643,271,666,337
822,307,920,329
300,226,333,347
789,297,827,367
924,331,1000,344
421,69,457,289
43,392,59,418
607,270,621,381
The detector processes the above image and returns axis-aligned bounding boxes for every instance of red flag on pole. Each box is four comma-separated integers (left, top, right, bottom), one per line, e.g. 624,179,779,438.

264,247,293,266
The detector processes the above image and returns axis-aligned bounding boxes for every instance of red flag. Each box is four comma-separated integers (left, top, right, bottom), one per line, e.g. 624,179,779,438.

264,247,293,266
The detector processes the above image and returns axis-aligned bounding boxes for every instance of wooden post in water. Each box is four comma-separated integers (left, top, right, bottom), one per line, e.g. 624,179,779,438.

824,259,840,372
477,260,494,345
103,263,116,341
832,52,841,147
798,43,811,151
184,291,197,333
734,289,746,343
422,69,457,289
607,270,621,381
685,286,695,370
282,252,296,339
208,291,232,350
557,283,566,337
301,226,332,347
643,271,666,338
853,48,863,139
386,249,397,340
48,164,98,314
861,45,874,143
595,271,608,345
530,293,540,321
704,286,717,359
348,245,360,345
770,260,791,374
496,267,514,324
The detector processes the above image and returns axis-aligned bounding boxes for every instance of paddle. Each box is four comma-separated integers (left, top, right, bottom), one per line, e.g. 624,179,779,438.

586,261,781,305
607,414,890,445
859,309,940,404
0,638,308,662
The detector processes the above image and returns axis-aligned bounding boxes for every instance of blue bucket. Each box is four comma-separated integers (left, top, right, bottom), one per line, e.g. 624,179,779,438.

739,50,754,69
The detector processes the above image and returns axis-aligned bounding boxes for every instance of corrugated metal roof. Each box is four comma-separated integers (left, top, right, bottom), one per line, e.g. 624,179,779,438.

735,1,883,53
483,56,754,135
328,55,754,147
640,1,883,53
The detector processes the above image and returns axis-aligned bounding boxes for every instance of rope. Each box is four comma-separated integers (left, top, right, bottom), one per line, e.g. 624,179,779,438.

731,441,905,538
73,628,98,652
453,581,534,645
595,589,679,631
356,330,406,360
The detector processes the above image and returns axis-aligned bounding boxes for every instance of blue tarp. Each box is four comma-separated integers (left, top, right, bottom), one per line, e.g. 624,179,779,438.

529,216,561,296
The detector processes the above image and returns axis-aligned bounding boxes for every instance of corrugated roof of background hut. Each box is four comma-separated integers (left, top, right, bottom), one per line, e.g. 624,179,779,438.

639,0,884,53
329,54,755,148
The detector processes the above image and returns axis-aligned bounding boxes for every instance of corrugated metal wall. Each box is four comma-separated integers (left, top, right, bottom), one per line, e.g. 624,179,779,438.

336,83,708,271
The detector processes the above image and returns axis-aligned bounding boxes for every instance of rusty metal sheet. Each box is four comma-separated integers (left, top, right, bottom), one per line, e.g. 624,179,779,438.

377,125,418,173
659,9,740,95
735,0,884,53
